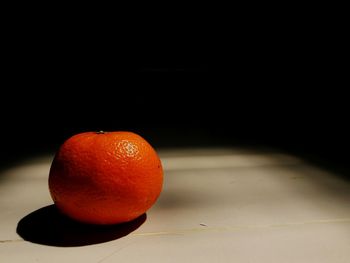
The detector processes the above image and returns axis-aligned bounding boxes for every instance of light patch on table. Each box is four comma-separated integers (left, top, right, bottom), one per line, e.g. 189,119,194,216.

1,148,350,263
161,153,301,170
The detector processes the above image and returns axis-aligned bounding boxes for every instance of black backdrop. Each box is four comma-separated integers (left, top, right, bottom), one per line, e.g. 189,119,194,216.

1,74,348,170
1,32,348,170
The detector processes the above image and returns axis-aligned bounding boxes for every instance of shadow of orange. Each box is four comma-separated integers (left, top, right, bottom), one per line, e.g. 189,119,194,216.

17,205,146,247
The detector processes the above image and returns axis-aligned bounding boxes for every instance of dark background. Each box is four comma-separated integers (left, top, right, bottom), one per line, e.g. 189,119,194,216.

1,72,348,171
1,14,348,171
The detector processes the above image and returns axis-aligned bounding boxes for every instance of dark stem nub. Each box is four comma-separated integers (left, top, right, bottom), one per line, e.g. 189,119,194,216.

96,130,105,134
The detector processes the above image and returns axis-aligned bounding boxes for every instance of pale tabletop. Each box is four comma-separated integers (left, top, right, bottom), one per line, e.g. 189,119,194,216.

1,148,350,263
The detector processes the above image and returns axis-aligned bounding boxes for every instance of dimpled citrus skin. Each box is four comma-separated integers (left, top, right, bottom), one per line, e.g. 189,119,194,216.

48,131,163,225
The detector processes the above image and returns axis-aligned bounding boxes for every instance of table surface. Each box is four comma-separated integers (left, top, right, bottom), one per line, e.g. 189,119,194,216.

1,148,350,263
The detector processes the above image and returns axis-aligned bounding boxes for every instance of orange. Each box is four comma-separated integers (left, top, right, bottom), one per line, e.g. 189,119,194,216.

48,131,163,225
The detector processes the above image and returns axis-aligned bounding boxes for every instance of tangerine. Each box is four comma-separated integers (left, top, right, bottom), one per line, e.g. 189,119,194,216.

48,131,163,225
